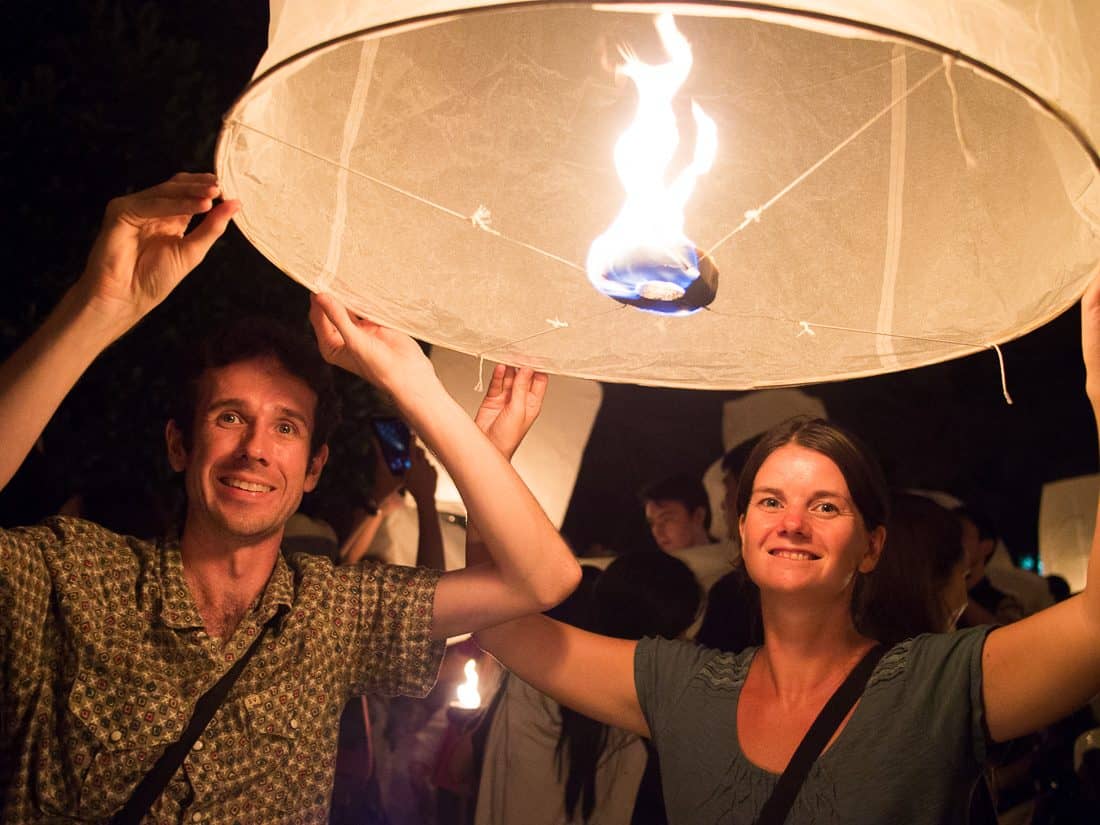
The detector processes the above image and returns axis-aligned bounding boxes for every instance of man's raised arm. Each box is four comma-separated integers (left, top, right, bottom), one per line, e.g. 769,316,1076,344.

0,173,238,491
309,294,581,641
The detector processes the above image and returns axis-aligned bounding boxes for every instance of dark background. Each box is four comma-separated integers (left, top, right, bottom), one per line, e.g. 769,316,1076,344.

1,1,1096,564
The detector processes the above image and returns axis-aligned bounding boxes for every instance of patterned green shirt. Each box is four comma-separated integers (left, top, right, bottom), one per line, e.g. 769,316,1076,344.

1,516,444,823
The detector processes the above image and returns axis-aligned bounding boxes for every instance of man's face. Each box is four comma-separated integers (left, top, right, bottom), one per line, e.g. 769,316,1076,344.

959,517,992,589
167,356,327,545
645,499,706,553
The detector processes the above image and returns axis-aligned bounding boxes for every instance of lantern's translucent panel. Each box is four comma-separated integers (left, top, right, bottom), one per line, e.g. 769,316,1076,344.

218,1,1100,389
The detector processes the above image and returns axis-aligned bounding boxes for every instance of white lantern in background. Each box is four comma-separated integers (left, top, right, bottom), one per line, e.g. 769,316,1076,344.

216,1,1100,390
1040,473,1099,594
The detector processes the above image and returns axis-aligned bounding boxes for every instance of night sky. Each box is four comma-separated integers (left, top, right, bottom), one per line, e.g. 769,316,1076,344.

1,1,1096,563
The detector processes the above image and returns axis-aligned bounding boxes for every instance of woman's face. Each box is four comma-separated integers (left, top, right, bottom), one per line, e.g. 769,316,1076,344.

739,443,885,599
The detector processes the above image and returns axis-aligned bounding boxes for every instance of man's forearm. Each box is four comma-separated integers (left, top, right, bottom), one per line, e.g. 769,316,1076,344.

0,174,233,495
0,286,120,492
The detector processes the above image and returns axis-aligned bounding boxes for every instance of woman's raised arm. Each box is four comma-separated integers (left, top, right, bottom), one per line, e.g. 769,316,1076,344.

981,274,1100,742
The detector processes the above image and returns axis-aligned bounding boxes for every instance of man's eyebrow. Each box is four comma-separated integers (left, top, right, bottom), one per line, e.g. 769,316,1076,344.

276,406,312,427
205,397,248,413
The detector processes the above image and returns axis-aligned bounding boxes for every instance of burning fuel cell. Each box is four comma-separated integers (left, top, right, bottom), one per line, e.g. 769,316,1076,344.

594,244,719,315
586,13,718,316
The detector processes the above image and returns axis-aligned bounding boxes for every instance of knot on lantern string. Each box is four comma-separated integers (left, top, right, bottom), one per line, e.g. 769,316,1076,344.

705,62,945,259
469,305,627,381
470,205,496,233
797,321,816,338
942,55,978,169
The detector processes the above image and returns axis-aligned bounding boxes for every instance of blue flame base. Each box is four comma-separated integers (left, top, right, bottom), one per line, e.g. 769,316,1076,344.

594,244,718,315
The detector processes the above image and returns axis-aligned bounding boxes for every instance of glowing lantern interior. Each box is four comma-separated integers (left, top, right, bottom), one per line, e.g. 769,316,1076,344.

217,1,1100,390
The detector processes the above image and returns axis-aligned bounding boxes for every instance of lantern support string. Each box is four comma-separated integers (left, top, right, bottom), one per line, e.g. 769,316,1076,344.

471,304,629,386
943,55,977,168
781,317,1012,405
704,61,945,258
226,120,587,275
475,355,487,393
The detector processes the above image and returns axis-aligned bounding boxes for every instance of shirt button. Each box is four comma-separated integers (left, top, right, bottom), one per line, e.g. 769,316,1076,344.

290,718,299,730
110,730,123,742
191,813,204,822
192,739,204,751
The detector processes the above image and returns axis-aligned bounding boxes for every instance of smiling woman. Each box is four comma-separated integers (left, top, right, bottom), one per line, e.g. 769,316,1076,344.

473,276,1100,824
735,418,888,606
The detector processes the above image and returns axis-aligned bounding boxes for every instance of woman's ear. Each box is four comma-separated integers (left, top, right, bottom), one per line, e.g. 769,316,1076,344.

859,525,886,574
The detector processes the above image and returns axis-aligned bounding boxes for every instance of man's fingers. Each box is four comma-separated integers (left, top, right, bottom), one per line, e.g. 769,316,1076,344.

112,193,219,225
168,171,219,185
153,179,221,199
313,292,377,345
111,176,222,222
309,294,346,351
178,200,239,270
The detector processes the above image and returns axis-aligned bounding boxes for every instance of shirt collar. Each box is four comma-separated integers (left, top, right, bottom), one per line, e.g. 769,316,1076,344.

156,541,205,629
152,543,295,630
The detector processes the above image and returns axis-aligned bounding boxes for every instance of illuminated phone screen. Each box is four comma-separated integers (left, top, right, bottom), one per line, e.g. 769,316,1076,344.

371,417,412,474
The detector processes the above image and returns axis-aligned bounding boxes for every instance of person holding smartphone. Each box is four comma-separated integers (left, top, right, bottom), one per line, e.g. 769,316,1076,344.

338,432,444,569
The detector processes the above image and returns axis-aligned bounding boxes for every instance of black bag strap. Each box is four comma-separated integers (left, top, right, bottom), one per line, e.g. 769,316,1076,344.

753,643,886,825
110,612,280,825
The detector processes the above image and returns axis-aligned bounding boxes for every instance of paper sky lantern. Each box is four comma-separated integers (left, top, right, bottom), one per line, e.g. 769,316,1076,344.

216,1,1100,389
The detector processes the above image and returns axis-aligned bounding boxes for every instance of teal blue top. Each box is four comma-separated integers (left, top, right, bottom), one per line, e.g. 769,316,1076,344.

635,626,994,824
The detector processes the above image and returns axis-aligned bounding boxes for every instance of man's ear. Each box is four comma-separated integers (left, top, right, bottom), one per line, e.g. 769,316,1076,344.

980,538,996,565
691,505,707,528
304,444,329,493
165,420,188,472
859,525,887,574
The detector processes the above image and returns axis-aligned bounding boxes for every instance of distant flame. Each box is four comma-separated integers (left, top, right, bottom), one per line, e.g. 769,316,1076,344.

455,658,481,709
587,14,718,315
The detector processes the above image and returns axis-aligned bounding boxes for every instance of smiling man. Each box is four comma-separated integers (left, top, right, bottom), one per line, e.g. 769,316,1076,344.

0,173,580,823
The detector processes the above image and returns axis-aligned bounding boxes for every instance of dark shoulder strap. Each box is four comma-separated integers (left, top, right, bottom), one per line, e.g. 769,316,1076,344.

110,616,277,825
753,643,887,825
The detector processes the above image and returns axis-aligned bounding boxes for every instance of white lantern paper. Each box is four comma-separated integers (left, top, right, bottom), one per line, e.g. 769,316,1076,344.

216,1,1100,389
